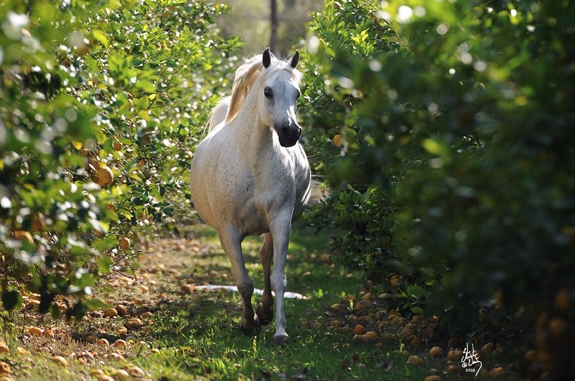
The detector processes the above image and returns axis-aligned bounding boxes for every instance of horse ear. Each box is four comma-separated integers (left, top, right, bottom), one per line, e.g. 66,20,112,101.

290,50,300,69
262,48,271,69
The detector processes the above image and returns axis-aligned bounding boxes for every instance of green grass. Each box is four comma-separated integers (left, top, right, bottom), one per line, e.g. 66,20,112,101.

142,308,429,381
1,223,491,381
128,224,444,380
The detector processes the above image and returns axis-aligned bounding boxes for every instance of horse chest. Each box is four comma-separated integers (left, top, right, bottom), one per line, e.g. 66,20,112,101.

233,156,295,208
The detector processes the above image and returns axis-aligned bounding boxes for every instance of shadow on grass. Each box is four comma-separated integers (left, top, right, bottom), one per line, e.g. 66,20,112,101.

142,286,429,381
136,224,400,380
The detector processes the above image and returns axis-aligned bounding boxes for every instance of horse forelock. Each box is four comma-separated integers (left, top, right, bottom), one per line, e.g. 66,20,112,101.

223,53,301,125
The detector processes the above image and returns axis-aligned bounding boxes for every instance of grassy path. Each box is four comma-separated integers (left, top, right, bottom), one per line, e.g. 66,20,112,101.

0,225,504,380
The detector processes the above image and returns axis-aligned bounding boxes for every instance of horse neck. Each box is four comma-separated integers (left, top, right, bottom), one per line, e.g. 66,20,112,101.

233,88,276,157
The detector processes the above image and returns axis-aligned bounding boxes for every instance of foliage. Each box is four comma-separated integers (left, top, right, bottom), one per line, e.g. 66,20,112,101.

302,0,575,377
0,0,241,319
301,0,403,281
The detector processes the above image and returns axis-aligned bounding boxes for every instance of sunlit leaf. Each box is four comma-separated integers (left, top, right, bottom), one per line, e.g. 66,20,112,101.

92,29,109,47
422,139,447,157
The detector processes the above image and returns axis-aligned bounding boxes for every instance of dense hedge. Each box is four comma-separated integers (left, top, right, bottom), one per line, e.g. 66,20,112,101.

0,0,240,319
301,0,574,378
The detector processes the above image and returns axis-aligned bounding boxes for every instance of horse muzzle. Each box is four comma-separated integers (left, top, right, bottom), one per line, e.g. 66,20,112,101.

277,125,301,148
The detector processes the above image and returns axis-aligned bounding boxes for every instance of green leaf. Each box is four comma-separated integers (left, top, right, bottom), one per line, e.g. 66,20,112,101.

136,80,156,93
84,298,110,311
92,29,109,46
93,238,115,252
135,95,150,111
73,268,96,288
411,306,425,314
98,256,113,274
108,53,126,75
85,56,99,72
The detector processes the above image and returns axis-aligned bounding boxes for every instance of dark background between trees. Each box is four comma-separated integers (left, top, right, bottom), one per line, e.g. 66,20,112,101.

1,0,574,379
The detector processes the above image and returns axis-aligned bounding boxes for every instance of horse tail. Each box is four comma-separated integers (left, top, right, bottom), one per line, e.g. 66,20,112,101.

208,96,230,132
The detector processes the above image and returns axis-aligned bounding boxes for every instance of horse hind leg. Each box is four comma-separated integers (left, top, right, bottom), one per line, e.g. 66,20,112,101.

218,227,261,335
256,233,274,325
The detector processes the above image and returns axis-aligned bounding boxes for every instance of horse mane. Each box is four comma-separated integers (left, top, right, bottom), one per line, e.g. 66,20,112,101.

208,96,230,132
219,52,302,126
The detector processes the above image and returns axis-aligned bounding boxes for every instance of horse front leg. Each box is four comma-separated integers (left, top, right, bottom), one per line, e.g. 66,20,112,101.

269,218,292,345
218,227,260,335
256,233,274,325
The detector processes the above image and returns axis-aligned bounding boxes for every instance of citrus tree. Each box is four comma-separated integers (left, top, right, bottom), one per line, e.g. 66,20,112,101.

301,0,575,377
0,0,240,319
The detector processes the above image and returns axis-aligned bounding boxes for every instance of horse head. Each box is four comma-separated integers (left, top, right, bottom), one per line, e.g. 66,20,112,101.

259,48,302,148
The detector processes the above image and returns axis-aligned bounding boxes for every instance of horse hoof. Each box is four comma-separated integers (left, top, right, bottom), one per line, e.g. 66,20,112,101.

240,316,261,336
256,303,273,326
241,324,261,336
273,334,289,346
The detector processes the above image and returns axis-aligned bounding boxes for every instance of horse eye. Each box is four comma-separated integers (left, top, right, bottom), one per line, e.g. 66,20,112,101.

264,86,273,98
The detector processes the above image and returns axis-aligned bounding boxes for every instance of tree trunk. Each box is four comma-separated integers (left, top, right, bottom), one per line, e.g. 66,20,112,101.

270,0,278,54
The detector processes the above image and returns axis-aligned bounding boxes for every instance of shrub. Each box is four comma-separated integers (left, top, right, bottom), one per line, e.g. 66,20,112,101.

302,0,575,377
0,0,240,319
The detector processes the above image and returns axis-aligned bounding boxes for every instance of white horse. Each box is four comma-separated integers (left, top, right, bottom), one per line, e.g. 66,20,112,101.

189,48,311,345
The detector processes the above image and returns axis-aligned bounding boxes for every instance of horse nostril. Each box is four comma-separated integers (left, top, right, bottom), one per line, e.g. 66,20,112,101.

281,127,290,137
